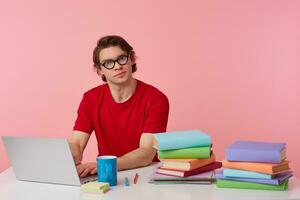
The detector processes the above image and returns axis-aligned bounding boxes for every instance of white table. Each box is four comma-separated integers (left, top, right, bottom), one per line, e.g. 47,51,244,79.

1,163,300,200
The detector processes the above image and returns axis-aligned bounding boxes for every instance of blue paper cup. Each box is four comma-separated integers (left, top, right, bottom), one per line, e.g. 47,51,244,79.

97,155,117,186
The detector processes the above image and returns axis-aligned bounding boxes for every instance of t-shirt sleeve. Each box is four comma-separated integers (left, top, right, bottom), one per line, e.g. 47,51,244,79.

142,91,169,133
73,93,94,134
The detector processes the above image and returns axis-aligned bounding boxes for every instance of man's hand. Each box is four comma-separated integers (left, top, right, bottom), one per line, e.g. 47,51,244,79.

76,162,97,178
117,133,157,171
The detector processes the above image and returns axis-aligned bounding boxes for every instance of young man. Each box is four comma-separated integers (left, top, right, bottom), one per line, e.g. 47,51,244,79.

69,35,169,177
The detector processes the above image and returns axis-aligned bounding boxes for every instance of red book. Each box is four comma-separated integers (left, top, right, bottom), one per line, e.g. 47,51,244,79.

157,162,222,177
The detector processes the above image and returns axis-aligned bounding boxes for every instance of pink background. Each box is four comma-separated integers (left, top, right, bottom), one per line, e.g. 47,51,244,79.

1,1,299,177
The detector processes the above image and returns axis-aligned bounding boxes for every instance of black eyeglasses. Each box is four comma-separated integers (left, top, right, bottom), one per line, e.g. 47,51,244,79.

100,54,129,70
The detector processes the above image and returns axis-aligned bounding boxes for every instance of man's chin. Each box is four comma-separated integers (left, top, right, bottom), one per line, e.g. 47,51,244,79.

110,76,131,85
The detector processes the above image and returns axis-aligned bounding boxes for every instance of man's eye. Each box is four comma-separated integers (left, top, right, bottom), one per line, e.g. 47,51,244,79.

103,60,114,67
118,55,128,64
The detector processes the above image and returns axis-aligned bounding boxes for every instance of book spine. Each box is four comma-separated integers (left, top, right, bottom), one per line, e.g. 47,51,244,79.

158,147,211,159
216,179,288,191
158,138,211,150
154,130,212,150
226,149,281,163
216,173,280,185
222,161,274,174
223,169,272,179
185,162,222,177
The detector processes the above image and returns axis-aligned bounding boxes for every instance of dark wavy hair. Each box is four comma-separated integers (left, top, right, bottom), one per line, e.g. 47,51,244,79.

93,35,137,82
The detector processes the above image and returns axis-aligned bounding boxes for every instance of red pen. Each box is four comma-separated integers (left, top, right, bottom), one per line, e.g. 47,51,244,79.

133,173,139,184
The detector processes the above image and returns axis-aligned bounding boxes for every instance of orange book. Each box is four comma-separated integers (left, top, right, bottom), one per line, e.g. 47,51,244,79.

222,160,290,174
160,154,216,171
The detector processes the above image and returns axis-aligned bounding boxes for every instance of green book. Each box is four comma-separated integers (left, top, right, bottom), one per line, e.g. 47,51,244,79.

216,179,288,191
158,146,211,159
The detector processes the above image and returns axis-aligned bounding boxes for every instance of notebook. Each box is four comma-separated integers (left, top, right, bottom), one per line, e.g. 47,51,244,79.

2,136,97,186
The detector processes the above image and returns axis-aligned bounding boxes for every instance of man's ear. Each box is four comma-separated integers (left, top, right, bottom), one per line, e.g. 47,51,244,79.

94,67,103,76
130,53,136,63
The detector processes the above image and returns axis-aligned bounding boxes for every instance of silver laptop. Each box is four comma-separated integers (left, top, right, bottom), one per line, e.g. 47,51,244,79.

2,136,97,186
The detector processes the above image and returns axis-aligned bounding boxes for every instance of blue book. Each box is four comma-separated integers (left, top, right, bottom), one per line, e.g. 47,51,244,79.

224,169,273,179
226,140,286,163
153,130,211,150
216,171,293,185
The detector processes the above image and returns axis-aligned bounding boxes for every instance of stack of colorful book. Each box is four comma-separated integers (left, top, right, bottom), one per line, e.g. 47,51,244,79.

152,130,222,182
216,140,293,191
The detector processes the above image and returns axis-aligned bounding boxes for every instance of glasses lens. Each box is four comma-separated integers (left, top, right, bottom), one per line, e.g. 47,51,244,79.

102,60,114,69
117,55,128,65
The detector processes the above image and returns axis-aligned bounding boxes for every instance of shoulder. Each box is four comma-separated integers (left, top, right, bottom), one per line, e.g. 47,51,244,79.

138,80,169,103
81,83,108,102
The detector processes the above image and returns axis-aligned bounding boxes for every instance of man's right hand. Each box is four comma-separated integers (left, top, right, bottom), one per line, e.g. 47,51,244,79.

69,141,83,165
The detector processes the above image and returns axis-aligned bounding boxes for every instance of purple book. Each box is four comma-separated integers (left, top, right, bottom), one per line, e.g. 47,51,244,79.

216,171,293,185
226,141,286,163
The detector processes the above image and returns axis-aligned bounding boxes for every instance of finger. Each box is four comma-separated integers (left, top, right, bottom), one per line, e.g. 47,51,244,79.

77,165,84,175
80,168,91,178
91,168,97,175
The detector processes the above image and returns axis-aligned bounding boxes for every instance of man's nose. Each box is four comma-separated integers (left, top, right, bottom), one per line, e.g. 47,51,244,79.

114,62,123,70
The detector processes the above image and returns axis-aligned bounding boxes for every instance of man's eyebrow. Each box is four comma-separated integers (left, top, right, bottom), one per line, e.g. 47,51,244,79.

101,54,126,62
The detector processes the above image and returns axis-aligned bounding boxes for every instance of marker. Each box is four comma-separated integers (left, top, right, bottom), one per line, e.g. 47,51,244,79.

124,177,130,186
133,173,139,184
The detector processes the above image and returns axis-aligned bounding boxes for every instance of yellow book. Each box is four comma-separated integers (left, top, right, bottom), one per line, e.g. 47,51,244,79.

81,181,109,193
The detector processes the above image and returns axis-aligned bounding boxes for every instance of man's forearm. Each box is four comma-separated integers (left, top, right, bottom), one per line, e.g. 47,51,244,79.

117,147,156,171
69,140,84,164
69,131,90,164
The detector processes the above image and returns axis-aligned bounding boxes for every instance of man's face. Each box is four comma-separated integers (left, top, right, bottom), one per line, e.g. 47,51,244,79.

98,46,134,85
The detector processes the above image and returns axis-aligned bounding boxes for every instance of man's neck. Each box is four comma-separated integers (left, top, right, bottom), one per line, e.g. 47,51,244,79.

108,78,137,103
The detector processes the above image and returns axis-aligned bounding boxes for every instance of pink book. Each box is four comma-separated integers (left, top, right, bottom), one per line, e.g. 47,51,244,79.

157,162,222,177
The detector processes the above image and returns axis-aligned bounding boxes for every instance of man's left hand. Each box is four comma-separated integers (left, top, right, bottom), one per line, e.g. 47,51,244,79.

76,162,97,178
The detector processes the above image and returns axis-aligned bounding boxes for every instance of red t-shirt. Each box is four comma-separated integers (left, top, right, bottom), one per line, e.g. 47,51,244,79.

73,79,169,158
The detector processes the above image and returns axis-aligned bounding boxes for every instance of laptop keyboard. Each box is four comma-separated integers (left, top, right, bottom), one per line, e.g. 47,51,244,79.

80,174,98,184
